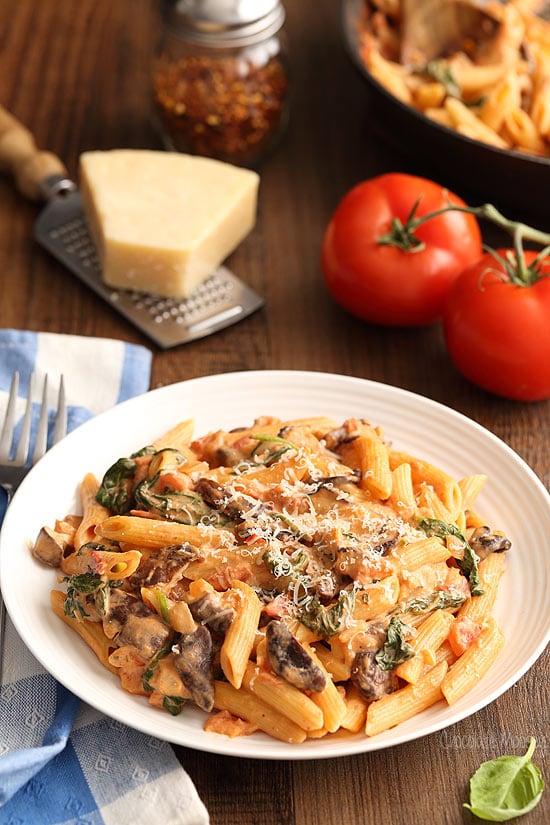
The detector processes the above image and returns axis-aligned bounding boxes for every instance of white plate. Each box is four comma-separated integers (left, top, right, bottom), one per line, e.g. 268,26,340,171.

1,371,549,760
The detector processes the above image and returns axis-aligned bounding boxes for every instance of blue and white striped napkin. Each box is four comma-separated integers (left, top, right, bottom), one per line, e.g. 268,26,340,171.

0,329,210,825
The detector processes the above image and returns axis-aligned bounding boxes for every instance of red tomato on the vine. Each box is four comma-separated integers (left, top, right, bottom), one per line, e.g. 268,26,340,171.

443,249,550,401
321,173,482,326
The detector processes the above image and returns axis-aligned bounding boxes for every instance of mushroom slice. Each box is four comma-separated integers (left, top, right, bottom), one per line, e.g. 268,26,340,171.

172,625,215,712
189,591,236,634
400,0,501,66
104,589,170,661
195,478,264,522
126,544,199,593
32,525,70,568
351,649,399,701
323,426,357,451
266,620,326,692
469,526,511,561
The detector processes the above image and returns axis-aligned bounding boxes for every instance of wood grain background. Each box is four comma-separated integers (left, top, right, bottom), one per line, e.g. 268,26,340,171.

0,2,548,823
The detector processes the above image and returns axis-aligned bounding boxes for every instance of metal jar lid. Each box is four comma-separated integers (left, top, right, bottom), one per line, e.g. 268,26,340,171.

162,0,286,46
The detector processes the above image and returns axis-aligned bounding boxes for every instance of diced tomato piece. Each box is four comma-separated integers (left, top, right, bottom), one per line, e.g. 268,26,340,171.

207,564,251,591
233,435,256,450
204,710,258,738
129,509,160,519
448,616,482,656
441,567,472,598
262,593,292,619
158,471,191,491
133,454,153,484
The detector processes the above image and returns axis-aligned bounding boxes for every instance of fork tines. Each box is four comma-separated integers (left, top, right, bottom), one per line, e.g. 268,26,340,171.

0,372,67,469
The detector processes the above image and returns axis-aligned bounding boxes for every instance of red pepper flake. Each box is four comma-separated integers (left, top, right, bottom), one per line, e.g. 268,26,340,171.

153,52,289,166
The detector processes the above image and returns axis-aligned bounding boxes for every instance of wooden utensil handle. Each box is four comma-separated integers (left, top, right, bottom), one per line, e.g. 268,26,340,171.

0,104,68,201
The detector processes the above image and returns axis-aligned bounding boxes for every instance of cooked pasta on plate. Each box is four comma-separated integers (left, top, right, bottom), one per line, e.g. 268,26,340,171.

2,372,548,759
35,412,510,744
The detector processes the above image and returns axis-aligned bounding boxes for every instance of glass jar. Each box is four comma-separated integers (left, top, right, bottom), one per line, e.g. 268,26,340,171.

152,0,290,167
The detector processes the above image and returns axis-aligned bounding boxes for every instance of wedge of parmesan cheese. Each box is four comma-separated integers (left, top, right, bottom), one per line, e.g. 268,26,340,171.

79,149,259,298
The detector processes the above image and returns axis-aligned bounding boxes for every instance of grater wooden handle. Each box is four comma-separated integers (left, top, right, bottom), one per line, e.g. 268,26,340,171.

0,104,68,201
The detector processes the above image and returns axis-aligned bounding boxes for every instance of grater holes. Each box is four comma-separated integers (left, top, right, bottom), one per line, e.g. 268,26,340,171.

49,218,100,269
128,271,236,323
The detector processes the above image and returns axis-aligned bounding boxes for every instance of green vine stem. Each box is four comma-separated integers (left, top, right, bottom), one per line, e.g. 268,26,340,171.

377,200,550,286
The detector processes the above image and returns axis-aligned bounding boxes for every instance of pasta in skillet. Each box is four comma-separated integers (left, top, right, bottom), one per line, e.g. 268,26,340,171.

356,0,550,157
33,414,510,743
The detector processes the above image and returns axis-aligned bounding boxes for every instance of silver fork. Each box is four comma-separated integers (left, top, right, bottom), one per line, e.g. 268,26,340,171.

0,372,67,683
0,372,67,497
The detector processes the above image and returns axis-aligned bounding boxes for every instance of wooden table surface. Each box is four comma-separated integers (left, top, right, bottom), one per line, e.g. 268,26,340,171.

0,1,548,823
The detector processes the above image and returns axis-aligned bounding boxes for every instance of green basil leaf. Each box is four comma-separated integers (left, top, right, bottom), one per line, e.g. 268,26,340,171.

464,737,545,821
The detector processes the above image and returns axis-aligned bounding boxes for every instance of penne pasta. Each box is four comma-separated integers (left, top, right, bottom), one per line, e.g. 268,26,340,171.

395,610,454,684
503,105,547,153
366,662,448,737
305,645,348,733
152,418,195,451
213,681,307,744
391,536,451,572
389,462,416,518
355,435,392,500
74,473,111,551
35,410,510,746
441,619,505,704
50,590,118,673
458,474,488,511
92,548,142,580
340,684,369,733
457,552,506,624
220,580,263,689
242,663,324,731
96,514,235,550
312,643,352,683
352,575,400,620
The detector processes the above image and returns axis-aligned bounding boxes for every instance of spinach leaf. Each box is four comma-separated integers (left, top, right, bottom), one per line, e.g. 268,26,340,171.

134,478,224,525
63,571,104,619
263,547,358,637
464,737,545,821
396,589,467,615
300,586,358,639
142,638,175,693
95,446,155,513
418,517,484,596
263,546,310,583
96,456,139,513
375,617,415,670
162,695,186,716
251,433,299,466
269,510,314,542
